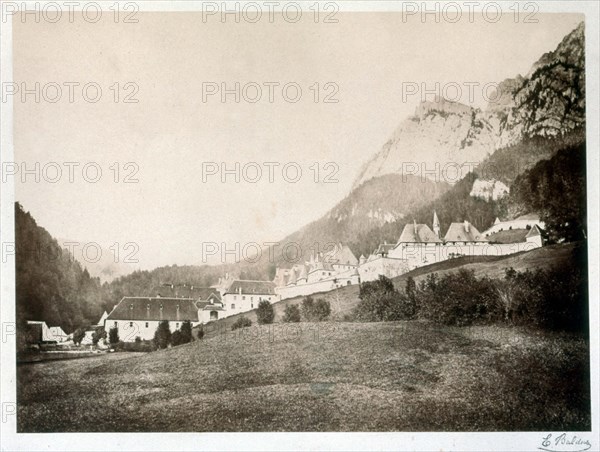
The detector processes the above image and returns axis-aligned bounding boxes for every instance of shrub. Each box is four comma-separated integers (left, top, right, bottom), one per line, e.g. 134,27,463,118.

197,325,205,340
231,316,252,331
354,275,414,322
256,300,275,324
92,327,107,346
405,276,417,315
108,326,119,345
301,296,331,321
411,265,588,332
171,330,183,346
135,336,141,343
301,296,315,321
72,328,86,346
416,269,500,326
312,299,331,321
153,320,172,349
115,339,154,353
283,304,301,323
180,320,193,344
501,266,587,332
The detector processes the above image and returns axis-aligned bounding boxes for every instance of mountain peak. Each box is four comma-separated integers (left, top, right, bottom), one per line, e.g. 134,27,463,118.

352,22,585,190
415,96,473,119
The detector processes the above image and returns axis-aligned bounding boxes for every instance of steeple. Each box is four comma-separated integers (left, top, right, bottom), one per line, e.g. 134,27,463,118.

433,211,440,238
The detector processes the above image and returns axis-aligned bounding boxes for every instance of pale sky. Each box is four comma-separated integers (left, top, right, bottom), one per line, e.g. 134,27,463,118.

12,11,583,269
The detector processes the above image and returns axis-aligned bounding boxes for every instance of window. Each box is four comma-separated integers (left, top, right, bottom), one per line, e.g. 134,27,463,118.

114,321,117,328
234,295,237,300
176,323,179,329
129,322,133,327
251,296,253,301
251,303,253,309
145,322,149,328
242,296,246,300
231,303,235,309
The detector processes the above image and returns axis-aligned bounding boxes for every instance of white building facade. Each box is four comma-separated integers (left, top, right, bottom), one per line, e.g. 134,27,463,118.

104,297,202,342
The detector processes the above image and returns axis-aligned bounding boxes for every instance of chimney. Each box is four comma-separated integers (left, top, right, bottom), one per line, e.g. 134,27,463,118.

464,220,470,233
413,219,418,235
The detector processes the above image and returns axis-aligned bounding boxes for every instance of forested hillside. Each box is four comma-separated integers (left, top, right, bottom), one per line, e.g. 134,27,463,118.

15,203,106,333
346,136,586,258
510,141,587,243
15,202,259,332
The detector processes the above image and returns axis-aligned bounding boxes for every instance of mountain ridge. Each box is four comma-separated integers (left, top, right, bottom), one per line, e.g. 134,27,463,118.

352,22,585,190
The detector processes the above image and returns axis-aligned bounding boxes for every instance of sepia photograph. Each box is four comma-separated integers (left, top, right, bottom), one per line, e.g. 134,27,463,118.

0,1,598,451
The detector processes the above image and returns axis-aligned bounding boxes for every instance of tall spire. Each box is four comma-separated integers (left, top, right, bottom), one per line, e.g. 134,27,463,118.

433,211,440,238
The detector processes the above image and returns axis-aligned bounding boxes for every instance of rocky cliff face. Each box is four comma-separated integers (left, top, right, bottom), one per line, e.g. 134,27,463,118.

353,97,501,189
267,22,586,265
353,22,585,190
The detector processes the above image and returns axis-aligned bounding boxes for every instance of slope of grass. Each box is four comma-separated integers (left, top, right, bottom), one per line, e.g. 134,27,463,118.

18,321,589,432
203,242,582,331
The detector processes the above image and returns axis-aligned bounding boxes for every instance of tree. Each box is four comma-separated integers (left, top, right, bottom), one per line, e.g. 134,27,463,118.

312,299,331,321
416,269,499,326
231,316,252,331
108,326,119,345
73,328,86,346
354,275,413,322
153,320,172,349
171,330,183,346
256,300,274,324
301,296,331,321
92,326,107,345
301,296,315,321
511,142,586,243
404,276,417,318
283,304,301,323
180,320,193,344
197,325,205,340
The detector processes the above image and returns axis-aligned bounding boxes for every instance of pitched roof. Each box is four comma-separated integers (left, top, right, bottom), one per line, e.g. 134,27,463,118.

297,265,308,280
106,297,199,322
398,223,442,243
272,268,289,287
444,222,487,242
526,224,543,238
486,229,529,244
287,270,297,285
516,213,541,221
323,244,358,266
223,280,276,295
149,284,218,300
196,300,224,310
194,288,222,302
49,326,66,336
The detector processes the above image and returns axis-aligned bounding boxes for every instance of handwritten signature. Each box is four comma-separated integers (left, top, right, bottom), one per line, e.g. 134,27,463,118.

538,433,592,452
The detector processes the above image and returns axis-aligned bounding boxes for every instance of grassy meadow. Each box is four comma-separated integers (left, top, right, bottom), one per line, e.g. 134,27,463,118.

18,320,590,432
